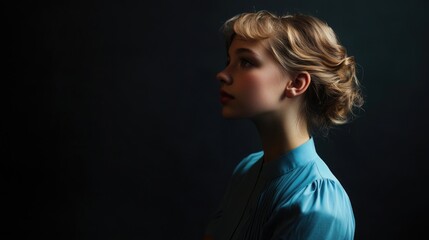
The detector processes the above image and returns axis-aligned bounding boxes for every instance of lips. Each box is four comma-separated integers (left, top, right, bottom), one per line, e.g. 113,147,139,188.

221,90,234,98
220,90,234,104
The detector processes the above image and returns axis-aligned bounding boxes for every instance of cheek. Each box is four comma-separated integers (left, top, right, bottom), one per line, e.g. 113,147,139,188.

240,73,283,106
240,77,262,97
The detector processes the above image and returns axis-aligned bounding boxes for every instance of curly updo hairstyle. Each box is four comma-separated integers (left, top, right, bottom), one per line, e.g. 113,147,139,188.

221,10,364,133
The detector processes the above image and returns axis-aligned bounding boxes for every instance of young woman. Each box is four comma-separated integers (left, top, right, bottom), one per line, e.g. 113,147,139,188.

203,10,364,240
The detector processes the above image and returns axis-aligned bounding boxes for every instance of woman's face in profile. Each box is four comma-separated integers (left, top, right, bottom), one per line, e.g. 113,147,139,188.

217,36,291,119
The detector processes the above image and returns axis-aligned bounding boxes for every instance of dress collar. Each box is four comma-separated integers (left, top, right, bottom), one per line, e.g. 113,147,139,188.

259,137,318,181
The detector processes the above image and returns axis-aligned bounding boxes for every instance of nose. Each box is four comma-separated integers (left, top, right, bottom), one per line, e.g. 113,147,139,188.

216,69,232,85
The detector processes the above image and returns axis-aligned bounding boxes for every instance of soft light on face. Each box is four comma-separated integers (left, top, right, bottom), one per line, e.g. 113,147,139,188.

217,36,291,119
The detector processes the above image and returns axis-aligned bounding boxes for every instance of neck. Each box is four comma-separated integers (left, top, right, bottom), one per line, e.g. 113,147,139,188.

251,112,310,163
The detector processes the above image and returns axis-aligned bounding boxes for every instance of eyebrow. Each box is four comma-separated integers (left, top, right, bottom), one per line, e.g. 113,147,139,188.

236,48,256,55
227,47,260,58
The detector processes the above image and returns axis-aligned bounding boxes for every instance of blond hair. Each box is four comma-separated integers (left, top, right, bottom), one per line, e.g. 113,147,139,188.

221,10,364,132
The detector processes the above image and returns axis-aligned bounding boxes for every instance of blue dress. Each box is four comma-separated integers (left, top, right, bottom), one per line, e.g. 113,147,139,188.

205,137,355,240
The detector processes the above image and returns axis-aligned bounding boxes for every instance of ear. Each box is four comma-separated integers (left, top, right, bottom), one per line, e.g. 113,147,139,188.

284,72,311,98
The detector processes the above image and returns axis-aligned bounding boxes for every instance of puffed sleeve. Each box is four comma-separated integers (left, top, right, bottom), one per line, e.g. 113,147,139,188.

263,179,355,240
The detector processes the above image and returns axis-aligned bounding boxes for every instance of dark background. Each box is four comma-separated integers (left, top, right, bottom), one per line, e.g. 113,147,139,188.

4,0,429,239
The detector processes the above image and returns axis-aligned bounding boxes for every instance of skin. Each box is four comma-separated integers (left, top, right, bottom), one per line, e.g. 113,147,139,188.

217,35,312,163
203,36,312,240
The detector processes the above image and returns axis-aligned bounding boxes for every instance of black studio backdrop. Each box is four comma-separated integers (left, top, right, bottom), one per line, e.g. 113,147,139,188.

4,0,429,239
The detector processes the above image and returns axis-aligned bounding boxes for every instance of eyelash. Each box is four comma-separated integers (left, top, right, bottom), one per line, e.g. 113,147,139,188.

239,58,253,68
225,58,255,69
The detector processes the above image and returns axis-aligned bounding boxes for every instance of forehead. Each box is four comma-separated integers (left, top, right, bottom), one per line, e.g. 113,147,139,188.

228,36,270,56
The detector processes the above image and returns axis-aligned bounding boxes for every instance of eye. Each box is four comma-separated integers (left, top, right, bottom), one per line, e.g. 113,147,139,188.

239,58,253,68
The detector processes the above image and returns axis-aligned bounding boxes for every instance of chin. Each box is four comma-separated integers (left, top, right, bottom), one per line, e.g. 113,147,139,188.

221,108,250,119
221,111,238,119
